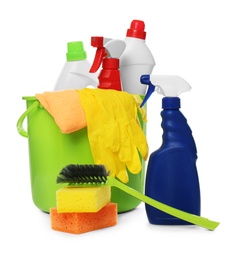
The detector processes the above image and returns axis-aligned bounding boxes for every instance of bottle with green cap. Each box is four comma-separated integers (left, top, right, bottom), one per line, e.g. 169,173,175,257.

54,41,98,91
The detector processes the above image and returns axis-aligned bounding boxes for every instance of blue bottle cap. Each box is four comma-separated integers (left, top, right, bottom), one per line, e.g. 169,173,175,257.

162,97,180,109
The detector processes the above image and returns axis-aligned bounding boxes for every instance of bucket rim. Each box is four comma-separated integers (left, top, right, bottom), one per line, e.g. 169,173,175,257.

22,96,36,100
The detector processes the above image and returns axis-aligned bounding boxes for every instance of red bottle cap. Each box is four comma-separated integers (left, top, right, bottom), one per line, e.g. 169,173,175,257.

102,58,119,69
126,20,146,40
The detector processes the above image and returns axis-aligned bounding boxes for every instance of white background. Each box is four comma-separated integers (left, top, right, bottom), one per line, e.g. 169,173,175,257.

1,0,240,259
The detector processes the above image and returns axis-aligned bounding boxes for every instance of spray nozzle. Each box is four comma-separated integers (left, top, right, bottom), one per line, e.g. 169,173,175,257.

89,37,126,73
89,37,107,73
140,74,192,107
140,75,156,107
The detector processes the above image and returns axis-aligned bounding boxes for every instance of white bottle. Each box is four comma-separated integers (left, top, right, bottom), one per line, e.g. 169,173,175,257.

119,20,155,95
54,41,98,91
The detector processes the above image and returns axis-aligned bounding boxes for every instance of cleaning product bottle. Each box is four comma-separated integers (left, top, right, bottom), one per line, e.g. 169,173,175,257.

97,57,122,91
119,19,155,94
54,41,98,91
141,74,201,225
89,36,126,91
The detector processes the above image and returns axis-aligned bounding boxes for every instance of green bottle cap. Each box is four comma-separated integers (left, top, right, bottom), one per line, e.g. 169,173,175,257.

66,41,87,61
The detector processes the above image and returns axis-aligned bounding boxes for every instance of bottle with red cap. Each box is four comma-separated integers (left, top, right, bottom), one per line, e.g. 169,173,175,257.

119,19,155,95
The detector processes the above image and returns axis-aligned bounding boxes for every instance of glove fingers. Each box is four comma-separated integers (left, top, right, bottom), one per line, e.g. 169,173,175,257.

129,118,149,160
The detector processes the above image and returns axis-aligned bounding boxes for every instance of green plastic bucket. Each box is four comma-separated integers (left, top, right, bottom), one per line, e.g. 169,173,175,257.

17,96,146,213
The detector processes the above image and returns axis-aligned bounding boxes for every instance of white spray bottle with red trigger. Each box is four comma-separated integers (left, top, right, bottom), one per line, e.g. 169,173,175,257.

89,36,126,91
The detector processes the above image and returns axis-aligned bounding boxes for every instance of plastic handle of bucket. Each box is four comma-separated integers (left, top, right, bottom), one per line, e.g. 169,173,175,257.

16,101,40,138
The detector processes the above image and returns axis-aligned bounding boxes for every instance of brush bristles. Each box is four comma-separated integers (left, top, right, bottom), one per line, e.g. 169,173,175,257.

56,164,109,184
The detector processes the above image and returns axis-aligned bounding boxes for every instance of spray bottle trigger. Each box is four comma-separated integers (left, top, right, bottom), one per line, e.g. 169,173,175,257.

140,74,155,107
89,37,108,73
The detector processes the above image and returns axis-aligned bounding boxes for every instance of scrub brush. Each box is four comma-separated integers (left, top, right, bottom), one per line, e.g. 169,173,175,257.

56,164,219,231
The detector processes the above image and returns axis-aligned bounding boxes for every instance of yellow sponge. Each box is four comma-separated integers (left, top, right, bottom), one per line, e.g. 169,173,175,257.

56,186,111,213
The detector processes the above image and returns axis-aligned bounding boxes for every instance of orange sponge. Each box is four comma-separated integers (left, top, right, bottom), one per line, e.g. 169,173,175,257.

50,202,118,234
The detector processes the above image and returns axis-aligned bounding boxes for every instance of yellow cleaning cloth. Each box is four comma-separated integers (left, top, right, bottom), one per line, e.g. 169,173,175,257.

35,90,87,133
78,88,148,183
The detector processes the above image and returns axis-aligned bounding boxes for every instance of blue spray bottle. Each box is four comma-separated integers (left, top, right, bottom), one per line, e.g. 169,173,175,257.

140,75,201,225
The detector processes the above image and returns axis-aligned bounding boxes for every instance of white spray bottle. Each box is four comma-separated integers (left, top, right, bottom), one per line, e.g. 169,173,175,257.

89,36,126,91
53,41,98,91
119,19,155,94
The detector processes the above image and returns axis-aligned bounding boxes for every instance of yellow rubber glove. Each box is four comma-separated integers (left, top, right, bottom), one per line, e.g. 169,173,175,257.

132,94,147,123
95,89,146,177
78,88,148,183
110,91,148,173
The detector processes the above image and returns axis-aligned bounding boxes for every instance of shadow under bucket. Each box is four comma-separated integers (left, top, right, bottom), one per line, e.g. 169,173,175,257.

17,96,146,213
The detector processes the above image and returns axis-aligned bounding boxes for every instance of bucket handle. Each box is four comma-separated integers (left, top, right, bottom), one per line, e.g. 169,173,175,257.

16,101,40,138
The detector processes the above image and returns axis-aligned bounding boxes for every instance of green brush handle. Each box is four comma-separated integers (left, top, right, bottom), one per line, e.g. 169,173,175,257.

107,177,219,231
